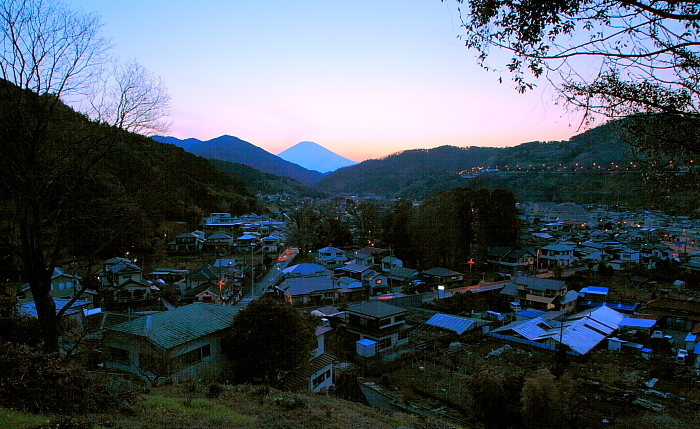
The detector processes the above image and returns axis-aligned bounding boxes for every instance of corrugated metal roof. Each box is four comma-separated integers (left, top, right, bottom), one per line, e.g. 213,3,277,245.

580,286,609,295
493,317,552,340
108,302,239,350
425,313,475,335
619,318,657,328
19,298,91,318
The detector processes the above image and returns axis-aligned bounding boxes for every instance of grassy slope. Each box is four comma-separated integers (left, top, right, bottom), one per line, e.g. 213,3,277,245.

2,384,438,429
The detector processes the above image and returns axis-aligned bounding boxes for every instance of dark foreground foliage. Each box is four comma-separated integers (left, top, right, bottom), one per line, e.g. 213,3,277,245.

0,341,140,414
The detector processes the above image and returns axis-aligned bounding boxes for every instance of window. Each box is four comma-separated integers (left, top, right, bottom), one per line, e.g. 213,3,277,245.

375,279,382,285
312,370,330,388
378,337,392,350
178,344,211,368
108,346,130,365
379,318,391,327
394,314,405,323
398,330,409,341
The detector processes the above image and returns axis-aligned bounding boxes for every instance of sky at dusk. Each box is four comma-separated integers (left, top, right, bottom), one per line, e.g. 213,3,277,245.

65,0,583,162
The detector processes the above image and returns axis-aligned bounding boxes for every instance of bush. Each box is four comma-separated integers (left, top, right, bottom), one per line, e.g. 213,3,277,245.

272,395,306,410
0,341,137,414
207,383,223,399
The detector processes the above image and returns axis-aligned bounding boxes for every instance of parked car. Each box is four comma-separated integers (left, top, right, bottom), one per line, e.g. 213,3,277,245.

675,349,689,365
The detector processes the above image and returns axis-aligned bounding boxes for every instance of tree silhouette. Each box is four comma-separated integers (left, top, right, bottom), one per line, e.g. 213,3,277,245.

223,298,316,384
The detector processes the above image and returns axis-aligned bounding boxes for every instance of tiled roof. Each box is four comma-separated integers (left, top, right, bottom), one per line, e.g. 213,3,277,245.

514,276,566,291
347,301,405,318
107,302,238,350
423,267,463,277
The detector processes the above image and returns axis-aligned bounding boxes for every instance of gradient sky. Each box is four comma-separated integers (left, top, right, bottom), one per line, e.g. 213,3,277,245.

65,0,582,162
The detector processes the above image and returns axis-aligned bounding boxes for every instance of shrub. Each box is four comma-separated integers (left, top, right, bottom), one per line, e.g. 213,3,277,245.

0,341,138,414
207,383,224,399
272,395,306,410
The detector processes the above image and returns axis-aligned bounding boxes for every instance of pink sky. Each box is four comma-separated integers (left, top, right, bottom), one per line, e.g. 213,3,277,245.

66,0,582,162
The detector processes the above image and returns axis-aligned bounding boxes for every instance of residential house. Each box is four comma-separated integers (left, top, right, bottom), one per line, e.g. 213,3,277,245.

19,297,93,327
538,243,576,267
261,235,282,253
486,247,536,274
335,277,369,302
337,263,388,296
501,276,575,312
386,266,419,289
344,301,411,353
282,263,331,279
202,232,233,254
352,246,387,267
279,326,337,392
19,267,83,301
491,306,625,355
279,276,340,306
236,233,259,250
104,302,239,383
96,258,152,303
576,241,606,263
421,267,464,289
167,231,205,254
149,268,187,286
637,298,700,331
607,246,641,270
316,246,348,268
381,256,403,272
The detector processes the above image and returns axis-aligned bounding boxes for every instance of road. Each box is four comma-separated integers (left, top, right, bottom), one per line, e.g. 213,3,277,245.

234,247,298,308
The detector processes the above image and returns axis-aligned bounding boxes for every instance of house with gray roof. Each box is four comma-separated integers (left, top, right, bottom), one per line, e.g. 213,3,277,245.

344,301,411,353
104,302,239,384
538,243,576,267
501,276,573,312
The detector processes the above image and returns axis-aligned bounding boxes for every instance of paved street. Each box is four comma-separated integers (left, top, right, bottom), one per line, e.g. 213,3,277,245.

234,247,298,308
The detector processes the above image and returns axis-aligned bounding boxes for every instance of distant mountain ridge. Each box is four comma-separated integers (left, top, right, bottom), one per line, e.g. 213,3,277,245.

277,141,357,173
311,121,637,201
151,135,325,185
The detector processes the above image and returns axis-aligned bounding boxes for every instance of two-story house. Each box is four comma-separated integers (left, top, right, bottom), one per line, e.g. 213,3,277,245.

501,276,576,312
352,246,387,267
315,246,348,268
201,232,233,254
344,301,411,353
280,326,337,392
337,263,388,296
167,231,205,254
538,244,576,268
19,267,83,301
486,247,536,274
96,258,152,302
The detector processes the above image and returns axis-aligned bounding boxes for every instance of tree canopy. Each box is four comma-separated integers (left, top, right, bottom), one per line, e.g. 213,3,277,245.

447,0,700,118
223,298,317,384
448,0,700,204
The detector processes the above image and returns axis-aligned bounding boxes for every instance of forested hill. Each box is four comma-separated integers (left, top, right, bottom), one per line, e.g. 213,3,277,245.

209,159,327,198
0,78,257,259
312,145,501,196
312,121,633,199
